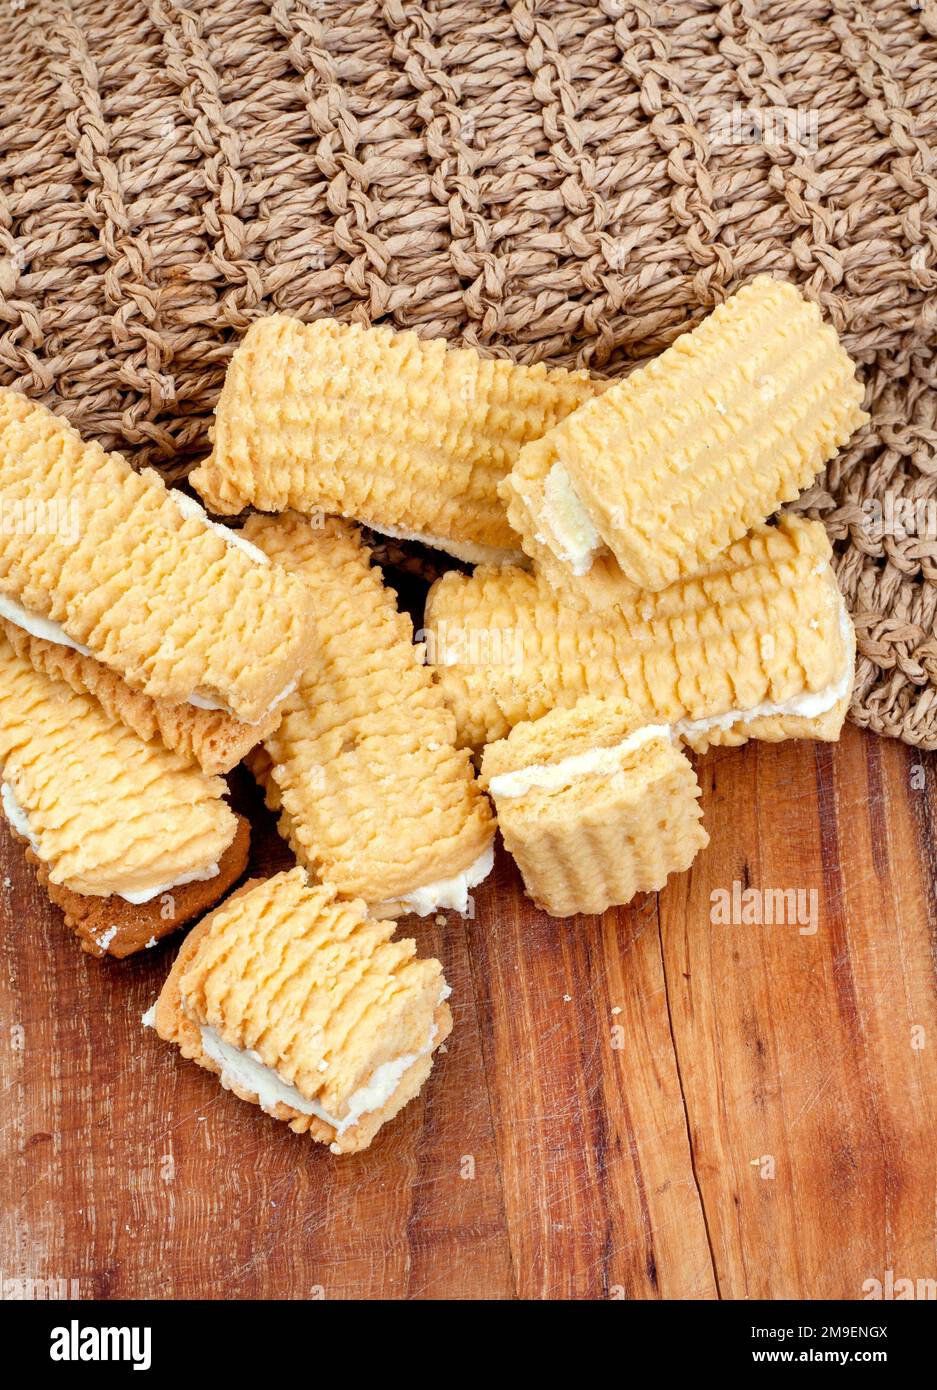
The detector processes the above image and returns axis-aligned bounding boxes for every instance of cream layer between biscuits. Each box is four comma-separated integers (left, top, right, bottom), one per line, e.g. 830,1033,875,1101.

370,842,495,917
0,589,295,725
489,724,670,798
490,599,854,798
198,1020,439,1137
0,780,221,904
142,984,450,1138
533,462,604,575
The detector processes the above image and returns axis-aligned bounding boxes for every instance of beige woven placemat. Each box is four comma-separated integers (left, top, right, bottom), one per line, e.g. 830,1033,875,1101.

1,1,936,743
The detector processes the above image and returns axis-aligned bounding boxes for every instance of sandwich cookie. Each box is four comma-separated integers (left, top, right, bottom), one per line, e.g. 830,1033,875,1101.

240,513,495,916
0,630,248,957
501,276,867,604
190,313,603,565
149,869,452,1154
0,387,317,724
425,515,855,752
481,698,708,918
0,619,278,775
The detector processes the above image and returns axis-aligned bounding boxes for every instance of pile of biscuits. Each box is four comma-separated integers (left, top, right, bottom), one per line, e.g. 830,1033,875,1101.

0,275,867,1153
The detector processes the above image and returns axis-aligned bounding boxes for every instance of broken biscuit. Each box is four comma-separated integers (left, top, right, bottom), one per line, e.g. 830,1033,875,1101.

481,698,708,917
151,869,452,1154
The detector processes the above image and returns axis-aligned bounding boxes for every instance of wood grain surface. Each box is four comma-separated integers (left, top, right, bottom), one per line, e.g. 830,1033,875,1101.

1,724,935,1301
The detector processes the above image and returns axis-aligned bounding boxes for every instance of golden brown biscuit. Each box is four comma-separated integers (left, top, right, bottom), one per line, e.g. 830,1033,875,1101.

190,314,603,563
0,387,316,722
481,698,708,917
425,515,855,752
0,619,276,775
241,513,495,915
502,277,867,603
151,869,452,1154
0,629,238,900
20,815,250,959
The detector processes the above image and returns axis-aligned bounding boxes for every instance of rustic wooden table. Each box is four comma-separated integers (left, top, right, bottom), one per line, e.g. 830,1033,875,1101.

2,722,935,1300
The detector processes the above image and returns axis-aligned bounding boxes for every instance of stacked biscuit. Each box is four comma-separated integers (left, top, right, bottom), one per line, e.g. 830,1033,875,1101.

0,273,868,1153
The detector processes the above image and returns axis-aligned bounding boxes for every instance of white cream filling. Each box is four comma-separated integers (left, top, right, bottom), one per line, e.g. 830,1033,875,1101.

0,587,294,724
185,678,297,722
0,591,93,656
671,599,854,740
535,462,603,575
370,842,495,917
361,519,525,569
489,724,671,799
491,600,853,795
199,1003,445,1136
1,780,39,850
0,779,219,904
118,861,220,905
170,491,270,566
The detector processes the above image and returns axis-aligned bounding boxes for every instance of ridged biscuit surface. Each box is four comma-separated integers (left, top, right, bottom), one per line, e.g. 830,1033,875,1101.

241,512,494,908
0,620,276,774
481,698,707,917
502,276,868,599
426,516,854,751
190,314,601,558
0,630,237,898
154,870,452,1154
0,388,316,722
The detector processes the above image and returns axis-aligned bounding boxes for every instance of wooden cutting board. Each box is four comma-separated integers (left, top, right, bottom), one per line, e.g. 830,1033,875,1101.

1,722,936,1300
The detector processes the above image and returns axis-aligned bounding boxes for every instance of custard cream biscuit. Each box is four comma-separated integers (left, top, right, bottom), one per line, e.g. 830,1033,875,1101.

0,620,277,775
425,515,855,753
150,869,453,1154
0,388,317,723
0,629,244,952
481,698,708,917
190,314,603,565
25,816,251,959
501,277,868,602
241,512,495,915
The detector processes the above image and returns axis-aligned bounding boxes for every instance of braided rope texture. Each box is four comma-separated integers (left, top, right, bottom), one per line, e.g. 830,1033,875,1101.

0,0,936,745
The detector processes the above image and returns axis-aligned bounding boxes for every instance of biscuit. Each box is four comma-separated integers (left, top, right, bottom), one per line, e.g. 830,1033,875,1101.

0,629,239,901
425,515,855,752
481,698,708,917
190,314,602,563
21,815,251,959
241,513,495,914
0,388,316,723
501,277,868,602
0,619,276,775
151,869,452,1154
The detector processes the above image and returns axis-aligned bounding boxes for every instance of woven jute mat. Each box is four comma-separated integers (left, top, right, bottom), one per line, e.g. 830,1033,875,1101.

1,1,936,743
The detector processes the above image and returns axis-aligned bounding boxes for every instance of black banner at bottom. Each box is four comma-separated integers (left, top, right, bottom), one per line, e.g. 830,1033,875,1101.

0,1296,930,1374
